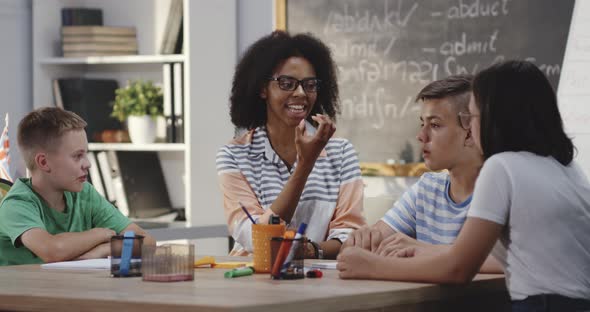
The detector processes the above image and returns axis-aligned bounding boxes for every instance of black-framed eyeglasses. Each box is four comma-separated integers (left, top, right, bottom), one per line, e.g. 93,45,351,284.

268,75,321,93
458,111,480,129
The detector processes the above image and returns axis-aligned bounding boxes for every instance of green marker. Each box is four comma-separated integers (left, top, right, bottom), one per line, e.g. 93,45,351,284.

224,266,255,278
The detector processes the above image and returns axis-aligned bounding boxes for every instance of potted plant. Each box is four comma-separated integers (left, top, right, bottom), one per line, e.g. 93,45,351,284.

111,80,163,144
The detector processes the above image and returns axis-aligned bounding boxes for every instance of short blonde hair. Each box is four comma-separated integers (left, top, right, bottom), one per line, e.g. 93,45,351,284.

18,107,87,170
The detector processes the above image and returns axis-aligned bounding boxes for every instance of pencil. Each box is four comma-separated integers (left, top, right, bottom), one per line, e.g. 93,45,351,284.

238,201,256,224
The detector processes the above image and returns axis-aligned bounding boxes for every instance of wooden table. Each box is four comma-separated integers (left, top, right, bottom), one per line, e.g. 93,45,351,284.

0,259,509,312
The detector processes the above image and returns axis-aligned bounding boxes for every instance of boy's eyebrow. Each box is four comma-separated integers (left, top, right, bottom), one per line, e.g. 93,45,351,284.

71,149,87,155
421,115,442,122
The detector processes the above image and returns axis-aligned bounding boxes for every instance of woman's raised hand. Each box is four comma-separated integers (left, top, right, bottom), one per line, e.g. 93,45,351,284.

294,114,336,167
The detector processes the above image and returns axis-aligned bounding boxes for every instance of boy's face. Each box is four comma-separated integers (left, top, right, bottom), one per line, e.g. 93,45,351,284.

417,98,470,171
44,130,90,192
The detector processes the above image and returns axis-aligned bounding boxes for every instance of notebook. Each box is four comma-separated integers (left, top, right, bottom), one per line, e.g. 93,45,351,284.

41,258,110,270
310,261,338,270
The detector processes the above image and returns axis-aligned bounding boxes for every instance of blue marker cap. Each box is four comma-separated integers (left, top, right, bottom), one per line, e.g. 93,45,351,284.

119,231,135,276
296,223,307,235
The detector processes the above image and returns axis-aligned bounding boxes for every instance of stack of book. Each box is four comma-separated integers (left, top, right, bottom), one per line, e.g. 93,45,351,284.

61,26,138,57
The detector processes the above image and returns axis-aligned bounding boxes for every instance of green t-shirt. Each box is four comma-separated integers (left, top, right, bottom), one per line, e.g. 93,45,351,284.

0,178,131,266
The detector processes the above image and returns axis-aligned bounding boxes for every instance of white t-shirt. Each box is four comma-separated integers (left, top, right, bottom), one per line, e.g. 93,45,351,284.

468,152,590,300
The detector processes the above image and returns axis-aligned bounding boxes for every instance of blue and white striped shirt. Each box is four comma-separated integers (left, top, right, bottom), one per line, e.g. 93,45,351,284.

216,124,365,254
381,171,471,244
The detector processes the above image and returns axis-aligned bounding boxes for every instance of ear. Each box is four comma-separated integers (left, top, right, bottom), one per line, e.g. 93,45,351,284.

35,153,51,173
260,86,267,100
464,129,475,147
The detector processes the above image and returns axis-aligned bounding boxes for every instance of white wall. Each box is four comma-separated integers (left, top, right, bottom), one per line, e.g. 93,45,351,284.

237,0,274,56
0,0,31,179
186,0,237,255
558,0,590,177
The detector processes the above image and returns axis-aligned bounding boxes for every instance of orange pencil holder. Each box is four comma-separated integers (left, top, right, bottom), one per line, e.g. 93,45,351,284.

251,224,285,273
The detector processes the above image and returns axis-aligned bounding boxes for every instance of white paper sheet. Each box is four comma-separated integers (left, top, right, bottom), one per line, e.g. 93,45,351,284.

310,261,338,270
41,258,110,270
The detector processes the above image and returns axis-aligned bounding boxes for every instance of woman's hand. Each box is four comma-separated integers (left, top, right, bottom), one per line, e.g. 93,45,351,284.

294,114,336,167
341,225,385,252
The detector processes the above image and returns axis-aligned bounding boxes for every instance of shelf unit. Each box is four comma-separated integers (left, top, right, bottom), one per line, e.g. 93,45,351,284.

88,143,186,152
32,0,237,254
39,54,186,65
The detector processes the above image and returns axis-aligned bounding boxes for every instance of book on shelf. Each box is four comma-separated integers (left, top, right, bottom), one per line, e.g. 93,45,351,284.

61,26,136,37
62,51,137,57
106,150,130,217
161,62,184,143
62,35,137,44
160,0,183,54
172,63,184,143
174,19,183,54
87,151,105,197
116,151,175,218
162,63,174,143
52,80,64,109
53,78,123,142
96,151,115,203
92,151,175,218
63,42,138,53
61,8,103,26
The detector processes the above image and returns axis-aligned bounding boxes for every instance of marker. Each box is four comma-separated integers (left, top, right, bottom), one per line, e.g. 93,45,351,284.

224,266,255,278
238,201,256,224
280,223,307,274
271,230,295,278
306,269,323,278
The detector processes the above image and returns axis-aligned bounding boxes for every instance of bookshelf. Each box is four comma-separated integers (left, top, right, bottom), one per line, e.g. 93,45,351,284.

32,0,236,254
88,143,185,152
40,54,186,65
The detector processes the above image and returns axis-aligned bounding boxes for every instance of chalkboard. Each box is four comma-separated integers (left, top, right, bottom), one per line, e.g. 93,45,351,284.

287,0,575,163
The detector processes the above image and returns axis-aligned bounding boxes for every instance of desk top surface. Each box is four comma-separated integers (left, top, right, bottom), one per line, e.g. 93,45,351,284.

0,258,506,312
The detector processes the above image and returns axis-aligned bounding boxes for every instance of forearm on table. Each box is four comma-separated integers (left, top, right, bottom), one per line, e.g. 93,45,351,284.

414,244,502,274
26,229,111,263
75,242,111,260
376,251,471,284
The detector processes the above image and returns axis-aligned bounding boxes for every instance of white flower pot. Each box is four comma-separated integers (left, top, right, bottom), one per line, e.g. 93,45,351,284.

127,115,157,144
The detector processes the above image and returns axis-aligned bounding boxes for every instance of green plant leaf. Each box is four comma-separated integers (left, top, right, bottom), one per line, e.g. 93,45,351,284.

111,79,164,122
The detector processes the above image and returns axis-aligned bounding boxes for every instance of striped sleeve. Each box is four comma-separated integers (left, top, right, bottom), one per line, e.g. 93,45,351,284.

216,145,240,174
380,180,420,237
327,141,366,241
216,146,263,253
340,141,362,184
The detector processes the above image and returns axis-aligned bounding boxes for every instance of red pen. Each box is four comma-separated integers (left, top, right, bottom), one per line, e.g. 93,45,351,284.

271,230,295,278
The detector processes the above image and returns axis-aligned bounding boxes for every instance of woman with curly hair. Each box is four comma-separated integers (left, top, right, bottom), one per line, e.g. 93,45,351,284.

216,31,365,259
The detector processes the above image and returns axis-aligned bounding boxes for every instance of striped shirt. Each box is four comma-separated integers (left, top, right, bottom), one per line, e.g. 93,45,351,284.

381,171,472,244
216,124,365,255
